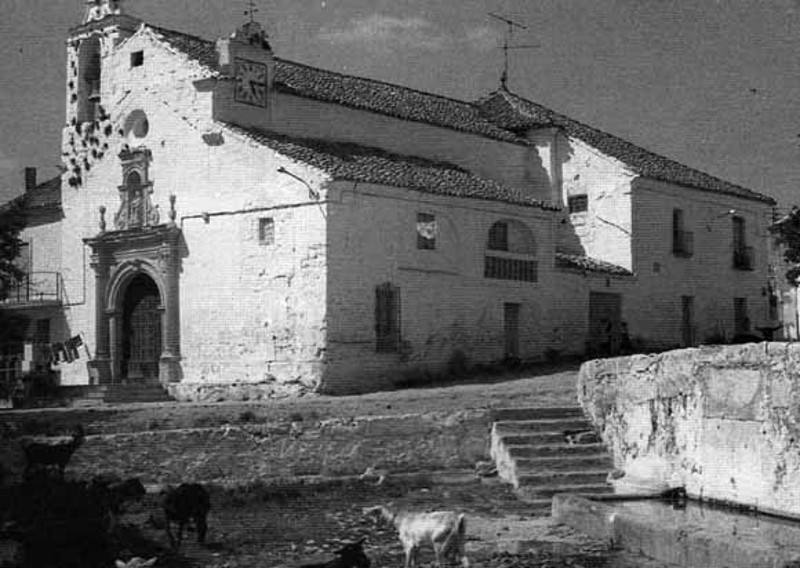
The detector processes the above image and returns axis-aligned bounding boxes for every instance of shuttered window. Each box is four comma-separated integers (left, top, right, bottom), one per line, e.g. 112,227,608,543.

375,283,400,353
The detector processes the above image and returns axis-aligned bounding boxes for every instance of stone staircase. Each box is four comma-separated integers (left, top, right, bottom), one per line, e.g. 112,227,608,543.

490,406,614,510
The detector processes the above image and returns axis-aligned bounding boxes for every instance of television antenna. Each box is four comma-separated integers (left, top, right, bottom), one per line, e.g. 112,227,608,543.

488,12,540,89
244,0,259,24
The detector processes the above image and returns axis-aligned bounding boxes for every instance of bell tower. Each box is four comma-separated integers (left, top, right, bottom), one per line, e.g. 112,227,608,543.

63,1,139,187
214,4,275,122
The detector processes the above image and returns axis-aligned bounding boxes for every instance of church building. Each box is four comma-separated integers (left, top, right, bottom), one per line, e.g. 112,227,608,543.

0,2,778,401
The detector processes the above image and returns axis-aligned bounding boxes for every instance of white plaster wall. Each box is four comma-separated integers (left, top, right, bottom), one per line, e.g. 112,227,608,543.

215,90,553,203
58,26,328,388
552,135,636,270
19,215,62,280
629,179,772,349
322,181,563,393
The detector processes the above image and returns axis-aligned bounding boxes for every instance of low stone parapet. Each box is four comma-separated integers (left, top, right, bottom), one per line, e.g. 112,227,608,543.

578,342,800,517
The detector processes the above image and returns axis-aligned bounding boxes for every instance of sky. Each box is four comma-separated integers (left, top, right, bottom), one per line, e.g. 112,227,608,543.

1,0,800,209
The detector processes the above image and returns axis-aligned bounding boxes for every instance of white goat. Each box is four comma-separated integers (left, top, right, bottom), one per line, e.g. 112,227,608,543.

363,505,469,568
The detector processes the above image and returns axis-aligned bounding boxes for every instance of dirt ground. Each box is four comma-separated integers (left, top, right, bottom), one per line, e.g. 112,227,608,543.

2,363,583,436
1,364,672,567
107,477,659,568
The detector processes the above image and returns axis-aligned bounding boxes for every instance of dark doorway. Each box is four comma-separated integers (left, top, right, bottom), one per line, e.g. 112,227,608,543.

121,274,161,382
681,295,695,347
504,302,521,359
589,292,622,355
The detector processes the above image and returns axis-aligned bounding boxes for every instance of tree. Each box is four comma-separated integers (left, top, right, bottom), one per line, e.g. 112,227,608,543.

0,198,28,345
771,206,800,284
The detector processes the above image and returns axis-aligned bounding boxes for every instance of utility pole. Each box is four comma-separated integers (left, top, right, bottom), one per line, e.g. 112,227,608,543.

488,12,540,90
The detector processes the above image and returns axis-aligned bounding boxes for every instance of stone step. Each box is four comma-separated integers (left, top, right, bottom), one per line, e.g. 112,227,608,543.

492,407,585,422
516,483,613,501
507,443,609,459
514,454,614,473
493,418,594,435
497,432,573,446
516,469,610,488
103,384,173,403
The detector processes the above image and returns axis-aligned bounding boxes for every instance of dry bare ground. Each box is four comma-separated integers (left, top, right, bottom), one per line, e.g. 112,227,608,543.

1,364,671,567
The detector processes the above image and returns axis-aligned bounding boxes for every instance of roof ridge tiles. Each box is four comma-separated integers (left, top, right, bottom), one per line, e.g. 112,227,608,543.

134,20,774,205
220,122,560,211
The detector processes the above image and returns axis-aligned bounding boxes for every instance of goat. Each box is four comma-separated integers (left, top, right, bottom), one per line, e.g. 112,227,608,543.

363,505,468,568
21,424,84,481
162,483,210,549
299,538,371,568
89,476,147,530
116,557,157,568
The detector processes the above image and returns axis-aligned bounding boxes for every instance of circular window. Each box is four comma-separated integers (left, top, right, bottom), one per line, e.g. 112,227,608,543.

124,109,149,138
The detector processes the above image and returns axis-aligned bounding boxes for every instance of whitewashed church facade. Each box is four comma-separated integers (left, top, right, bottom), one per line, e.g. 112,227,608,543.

0,5,778,400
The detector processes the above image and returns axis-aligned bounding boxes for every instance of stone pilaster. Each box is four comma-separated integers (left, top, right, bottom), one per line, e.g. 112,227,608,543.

88,247,112,384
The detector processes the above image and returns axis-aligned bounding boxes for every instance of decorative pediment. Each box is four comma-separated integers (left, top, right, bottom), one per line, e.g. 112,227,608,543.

114,147,159,230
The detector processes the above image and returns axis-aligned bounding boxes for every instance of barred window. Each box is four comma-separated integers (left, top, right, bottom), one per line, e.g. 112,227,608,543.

258,217,274,245
568,195,588,214
484,256,538,282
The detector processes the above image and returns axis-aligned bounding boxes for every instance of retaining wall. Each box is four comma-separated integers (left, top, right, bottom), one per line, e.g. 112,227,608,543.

578,342,800,517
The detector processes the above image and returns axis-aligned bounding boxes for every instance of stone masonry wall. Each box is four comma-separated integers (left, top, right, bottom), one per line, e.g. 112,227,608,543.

579,343,800,517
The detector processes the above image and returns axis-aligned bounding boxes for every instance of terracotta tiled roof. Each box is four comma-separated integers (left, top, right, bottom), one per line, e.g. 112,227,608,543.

0,176,62,214
477,89,776,205
149,25,222,72
223,123,559,211
555,252,633,276
270,59,523,143
144,21,775,205
145,24,525,144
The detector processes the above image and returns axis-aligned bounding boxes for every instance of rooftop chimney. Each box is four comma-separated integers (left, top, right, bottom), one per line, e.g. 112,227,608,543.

24,167,37,191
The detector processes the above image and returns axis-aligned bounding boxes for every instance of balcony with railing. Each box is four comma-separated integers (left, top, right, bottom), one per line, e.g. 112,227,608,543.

0,272,63,308
484,255,538,282
733,246,755,271
672,230,694,258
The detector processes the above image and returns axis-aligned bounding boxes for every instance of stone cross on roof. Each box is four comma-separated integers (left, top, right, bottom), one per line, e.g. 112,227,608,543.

85,0,123,24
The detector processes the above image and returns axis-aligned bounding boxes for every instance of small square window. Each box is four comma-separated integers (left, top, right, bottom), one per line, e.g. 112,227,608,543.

568,195,588,214
416,212,437,250
131,51,144,68
258,217,274,245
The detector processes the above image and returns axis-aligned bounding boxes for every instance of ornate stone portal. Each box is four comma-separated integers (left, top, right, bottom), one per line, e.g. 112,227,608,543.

84,152,181,385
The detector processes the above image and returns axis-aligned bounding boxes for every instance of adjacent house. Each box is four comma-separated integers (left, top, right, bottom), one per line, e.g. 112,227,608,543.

0,5,778,401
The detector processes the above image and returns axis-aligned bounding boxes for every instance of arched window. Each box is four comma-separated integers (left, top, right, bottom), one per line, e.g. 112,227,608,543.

485,219,538,282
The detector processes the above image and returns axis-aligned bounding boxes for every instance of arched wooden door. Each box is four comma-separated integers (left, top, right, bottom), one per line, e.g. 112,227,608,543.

121,273,162,382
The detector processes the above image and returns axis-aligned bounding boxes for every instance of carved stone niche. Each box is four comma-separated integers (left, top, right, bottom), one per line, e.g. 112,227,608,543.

114,147,159,230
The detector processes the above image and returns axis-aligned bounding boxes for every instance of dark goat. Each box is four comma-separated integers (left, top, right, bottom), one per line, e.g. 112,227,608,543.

22,424,85,481
300,538,370,568
163,483,210,549
91,476,147,515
